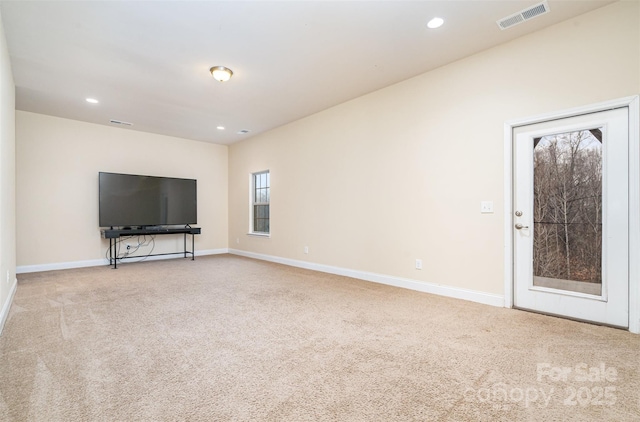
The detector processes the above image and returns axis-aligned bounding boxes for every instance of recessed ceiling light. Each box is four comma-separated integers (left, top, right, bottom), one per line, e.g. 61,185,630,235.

217,126,225,130
427,17,444,29
210,66,233,82
86,98,99,104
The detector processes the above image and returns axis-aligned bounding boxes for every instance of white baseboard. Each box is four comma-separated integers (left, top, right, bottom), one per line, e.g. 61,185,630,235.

196,248,229,257
0,278,17,335
14,248,504,308
17,258,107,274
16,248,229,274
228,249,505,308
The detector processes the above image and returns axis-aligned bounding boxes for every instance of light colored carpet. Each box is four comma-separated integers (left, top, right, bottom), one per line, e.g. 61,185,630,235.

0,254,639,421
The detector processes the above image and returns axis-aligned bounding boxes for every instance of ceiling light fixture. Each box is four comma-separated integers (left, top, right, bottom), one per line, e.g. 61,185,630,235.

210,66,233,82
86,98,99,104
427,17,444,29
216,126,225,130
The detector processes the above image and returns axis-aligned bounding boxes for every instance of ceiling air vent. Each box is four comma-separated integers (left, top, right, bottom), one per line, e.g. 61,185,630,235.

109,119,133,126
497,1,550,30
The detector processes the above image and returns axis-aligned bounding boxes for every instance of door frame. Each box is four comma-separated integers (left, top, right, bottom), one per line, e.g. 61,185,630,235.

503,95,640,333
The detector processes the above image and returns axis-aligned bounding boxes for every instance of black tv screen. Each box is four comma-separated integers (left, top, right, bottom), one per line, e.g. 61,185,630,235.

99,172,197,228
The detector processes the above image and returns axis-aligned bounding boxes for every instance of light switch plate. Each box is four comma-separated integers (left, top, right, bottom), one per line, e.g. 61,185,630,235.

481,201,494,213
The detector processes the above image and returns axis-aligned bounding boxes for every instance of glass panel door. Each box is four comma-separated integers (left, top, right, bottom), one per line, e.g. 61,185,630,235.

513,107,628,328
533,129,603,296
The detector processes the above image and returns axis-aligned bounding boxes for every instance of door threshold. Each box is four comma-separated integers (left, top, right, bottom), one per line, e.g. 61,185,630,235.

513,306,629,331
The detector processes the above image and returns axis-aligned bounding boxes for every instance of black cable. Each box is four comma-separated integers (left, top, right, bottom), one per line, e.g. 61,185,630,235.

119,235,156,264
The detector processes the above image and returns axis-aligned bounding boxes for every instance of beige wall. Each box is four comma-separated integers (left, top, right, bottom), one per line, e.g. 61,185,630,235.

16,112,228,268
229,1,640,296
0,8,16,328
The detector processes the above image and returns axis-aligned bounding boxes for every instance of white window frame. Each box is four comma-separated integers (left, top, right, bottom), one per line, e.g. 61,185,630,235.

249,170,270,236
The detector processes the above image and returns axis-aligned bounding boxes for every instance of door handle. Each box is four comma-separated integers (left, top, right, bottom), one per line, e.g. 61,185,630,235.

515,223,529,230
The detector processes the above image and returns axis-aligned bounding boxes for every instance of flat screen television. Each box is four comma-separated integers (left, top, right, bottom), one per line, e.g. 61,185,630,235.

99,172,197,228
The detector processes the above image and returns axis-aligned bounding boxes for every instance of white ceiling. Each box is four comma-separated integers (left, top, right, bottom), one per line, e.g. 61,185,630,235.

0,0,615,145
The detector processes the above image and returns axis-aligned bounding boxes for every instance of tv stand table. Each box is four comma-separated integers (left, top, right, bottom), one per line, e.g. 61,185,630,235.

102,227,201,269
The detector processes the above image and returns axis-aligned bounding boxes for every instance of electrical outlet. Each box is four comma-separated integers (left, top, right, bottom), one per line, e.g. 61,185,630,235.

236,238,240,244
304,246,309,254
415,259,423,270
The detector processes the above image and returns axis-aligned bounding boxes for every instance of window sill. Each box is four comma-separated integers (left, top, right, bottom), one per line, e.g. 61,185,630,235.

247,232,271,238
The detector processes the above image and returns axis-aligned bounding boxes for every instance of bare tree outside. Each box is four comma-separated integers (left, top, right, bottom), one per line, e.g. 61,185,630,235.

533,129,602,285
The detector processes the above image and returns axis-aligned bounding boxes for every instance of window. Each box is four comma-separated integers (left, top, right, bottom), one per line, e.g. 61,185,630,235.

251,170,270,234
